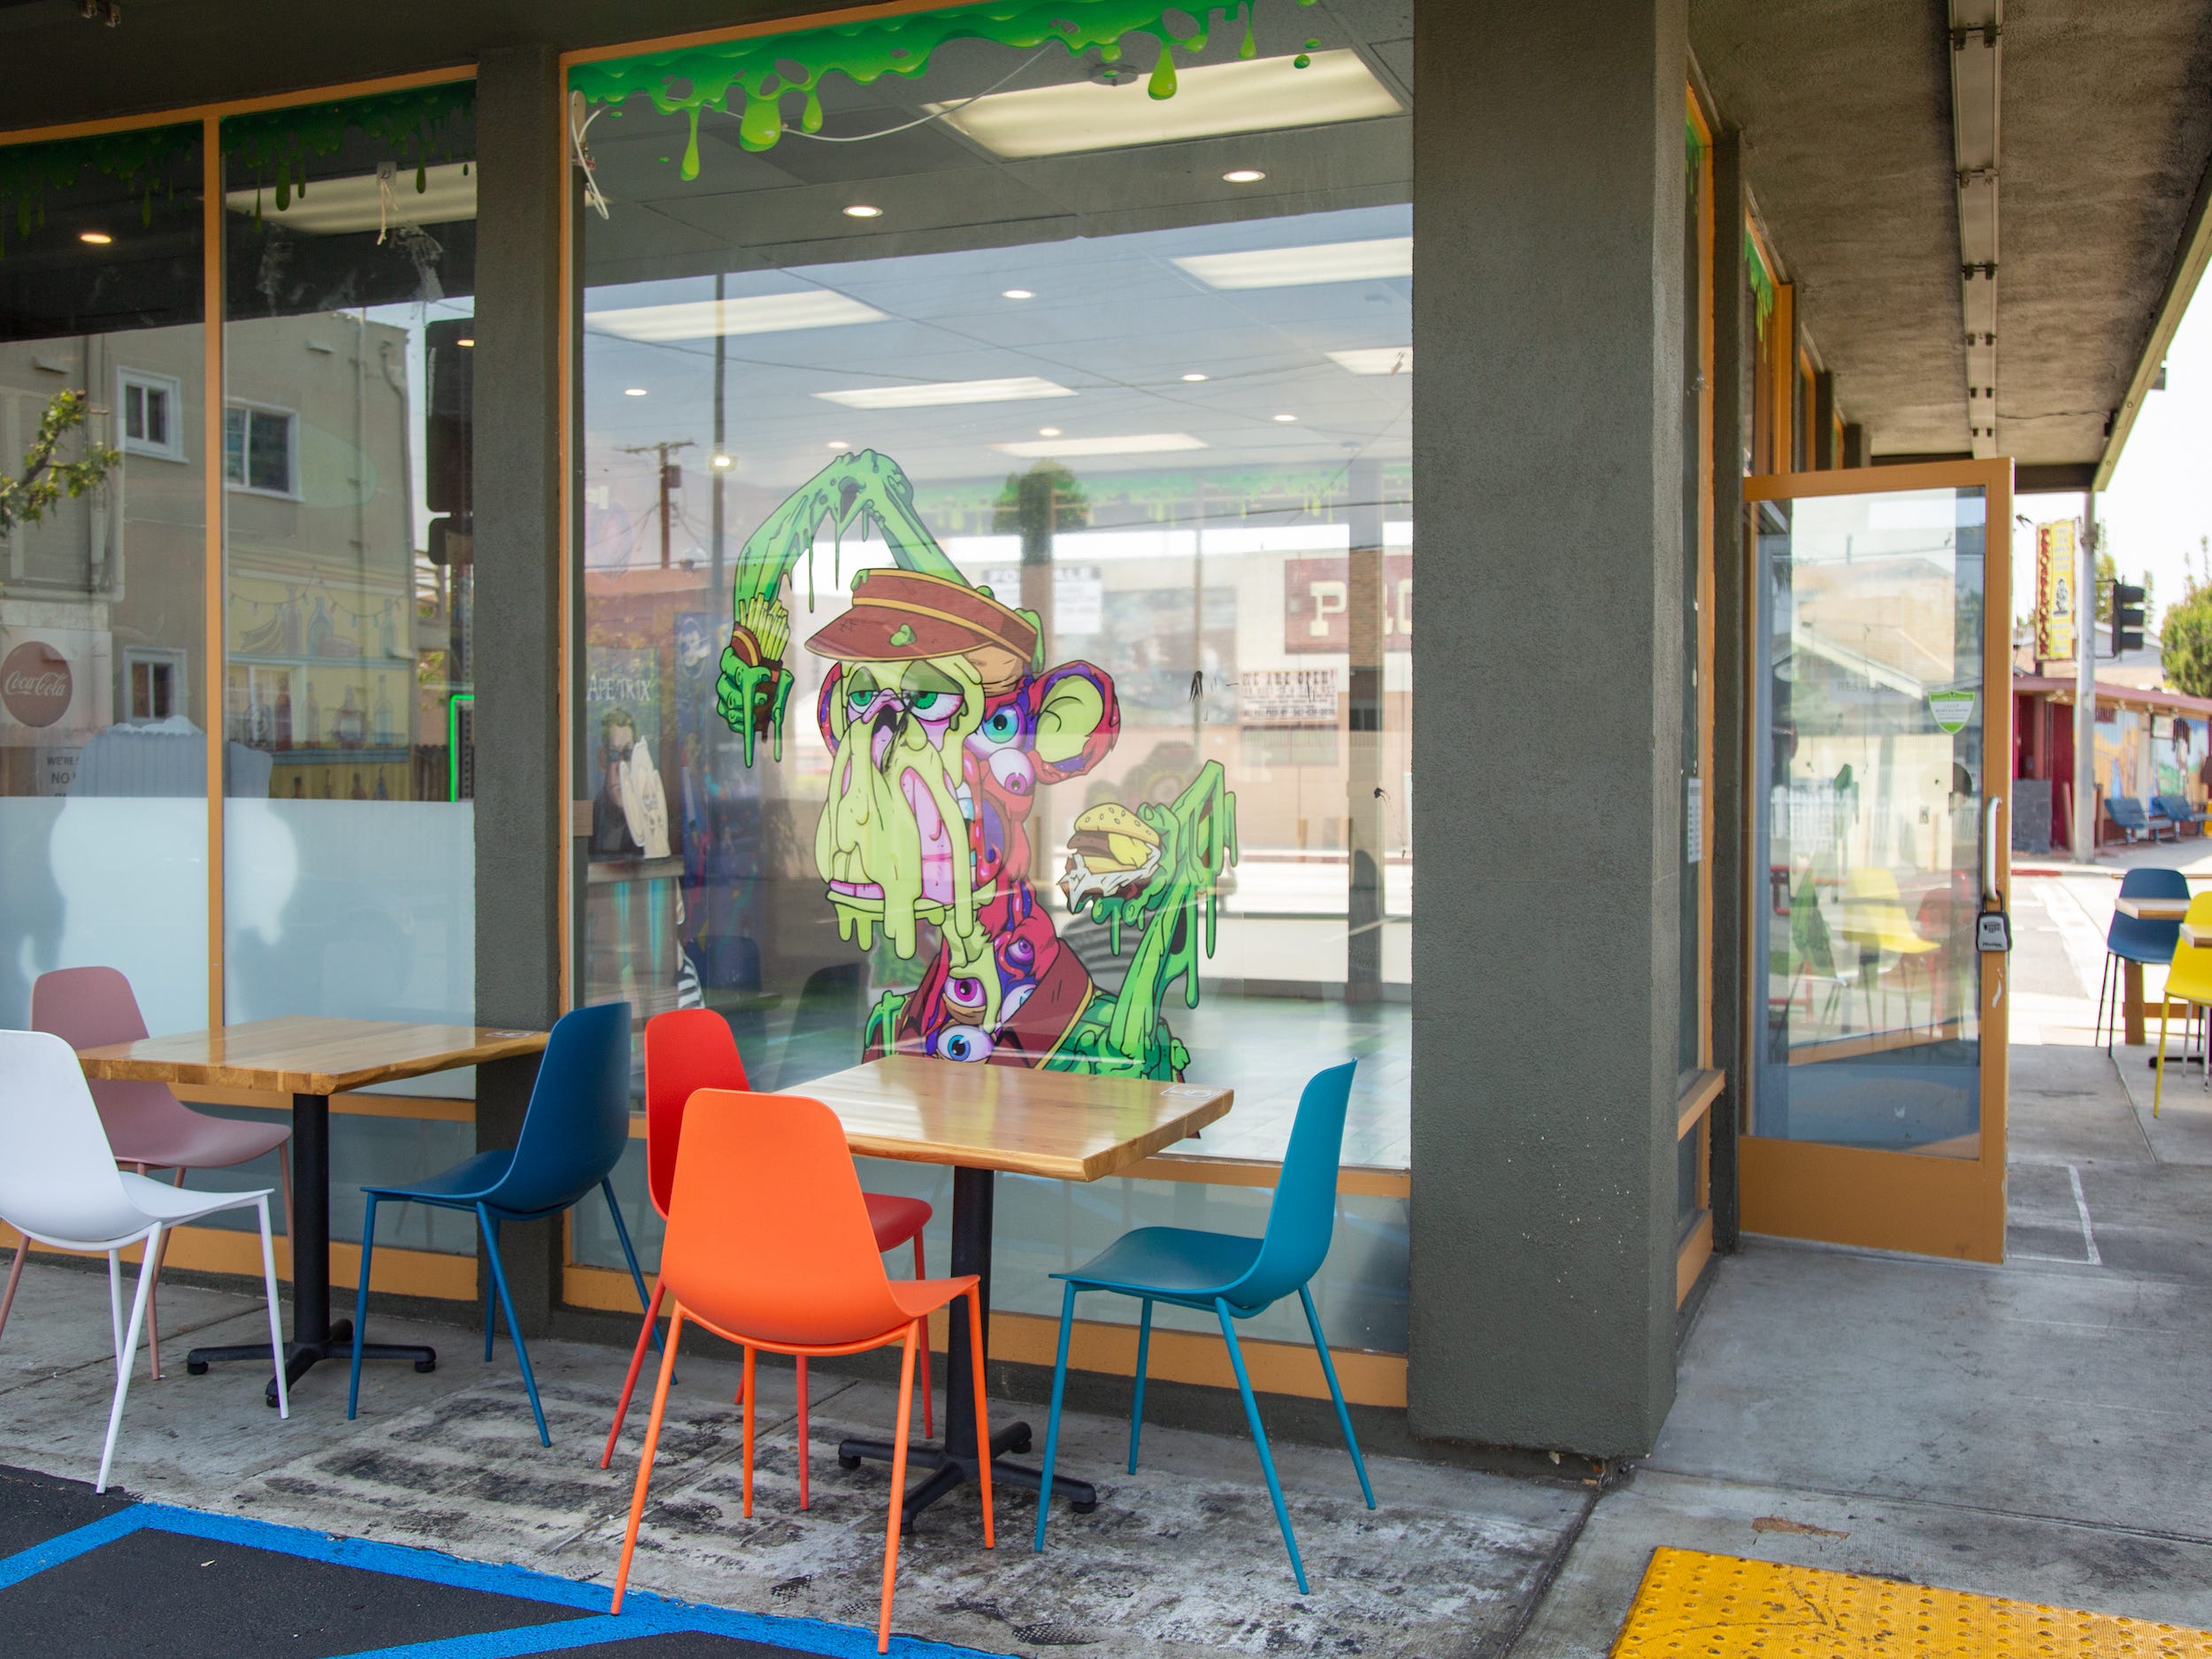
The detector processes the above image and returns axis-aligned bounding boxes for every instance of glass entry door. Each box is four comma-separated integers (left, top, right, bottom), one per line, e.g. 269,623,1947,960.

1742,460,2011,1262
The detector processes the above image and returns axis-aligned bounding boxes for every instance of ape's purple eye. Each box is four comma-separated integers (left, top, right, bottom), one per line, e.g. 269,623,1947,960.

948,976,987,1007
1007,936,1035,968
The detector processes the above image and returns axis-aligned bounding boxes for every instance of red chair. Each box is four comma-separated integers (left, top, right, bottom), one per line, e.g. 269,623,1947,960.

598,1009,933,1503
30,966,293,1379
611,1088,991,1654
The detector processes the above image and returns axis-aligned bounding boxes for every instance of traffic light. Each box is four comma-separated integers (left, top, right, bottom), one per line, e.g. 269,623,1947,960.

2112,581,2147,656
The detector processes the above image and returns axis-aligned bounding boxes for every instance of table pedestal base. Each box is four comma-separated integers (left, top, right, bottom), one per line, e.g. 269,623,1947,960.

186,1319,435,1408
836,1420,1098,1533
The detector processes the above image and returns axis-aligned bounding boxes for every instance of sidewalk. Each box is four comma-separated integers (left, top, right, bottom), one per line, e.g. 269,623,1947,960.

1515,872,2212,1654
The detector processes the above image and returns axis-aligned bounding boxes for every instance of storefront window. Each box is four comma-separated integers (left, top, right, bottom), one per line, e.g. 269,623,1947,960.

0,126,209,1034
569,4,1412,1347
219,88,478,1039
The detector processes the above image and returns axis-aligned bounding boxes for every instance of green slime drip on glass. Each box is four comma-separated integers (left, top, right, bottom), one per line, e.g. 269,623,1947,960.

570,1,1313,161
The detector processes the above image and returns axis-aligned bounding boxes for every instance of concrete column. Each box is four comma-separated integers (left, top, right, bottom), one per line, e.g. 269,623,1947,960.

1812,370,1837,468
1841,423,1868,468
1410,0,1688,1456
471,45,565,1334
1709,128,1750,1254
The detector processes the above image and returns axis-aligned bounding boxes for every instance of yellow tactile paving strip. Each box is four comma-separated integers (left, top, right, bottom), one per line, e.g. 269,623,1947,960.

1610,1547,2212,1657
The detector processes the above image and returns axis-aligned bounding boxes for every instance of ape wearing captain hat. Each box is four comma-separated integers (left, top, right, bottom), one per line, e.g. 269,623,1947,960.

803,568,1038,687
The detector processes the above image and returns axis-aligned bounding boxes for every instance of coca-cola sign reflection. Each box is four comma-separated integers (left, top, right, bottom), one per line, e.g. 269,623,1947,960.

1,641,74,727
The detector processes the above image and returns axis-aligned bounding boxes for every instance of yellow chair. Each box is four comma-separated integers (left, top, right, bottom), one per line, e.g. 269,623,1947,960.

1839,867,1940,1032
2153,892,2212,1117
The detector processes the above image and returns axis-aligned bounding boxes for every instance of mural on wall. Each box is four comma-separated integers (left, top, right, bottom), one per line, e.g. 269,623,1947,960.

713,450,1236,1079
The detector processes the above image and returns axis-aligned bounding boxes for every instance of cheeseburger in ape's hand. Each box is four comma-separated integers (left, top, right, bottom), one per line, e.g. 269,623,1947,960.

1062,803,1163,908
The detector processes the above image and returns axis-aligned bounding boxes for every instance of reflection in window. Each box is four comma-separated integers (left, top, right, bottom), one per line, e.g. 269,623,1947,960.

0,125,211,1034
218,87,480,1035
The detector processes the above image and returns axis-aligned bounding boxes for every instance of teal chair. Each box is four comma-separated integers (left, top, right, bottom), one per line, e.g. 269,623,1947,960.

347,1001,656,1446
1031,1061,1373,1589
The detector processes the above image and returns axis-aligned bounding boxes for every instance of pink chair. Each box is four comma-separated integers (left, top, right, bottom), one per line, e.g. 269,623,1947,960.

28,967,293,1379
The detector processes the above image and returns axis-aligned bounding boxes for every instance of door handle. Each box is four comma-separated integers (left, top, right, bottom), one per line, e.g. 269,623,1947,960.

1984,795,2004,904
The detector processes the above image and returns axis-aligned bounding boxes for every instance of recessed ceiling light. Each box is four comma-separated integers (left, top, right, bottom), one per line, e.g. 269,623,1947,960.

1002,288,1035,300
815,375,1075,411
1273,413,1298,422
994,433,1207,458
827,441,851,450
624,388,649,397
1328,346,1413,376
1181,373,1209,383
587,291,887,342
710,453,734,469
926,51,1400,159
842,204,883,219
78,231,112,245
456,337,475,348
1175,236,1412,290
1223,169,1267,184
1039,426,1063,437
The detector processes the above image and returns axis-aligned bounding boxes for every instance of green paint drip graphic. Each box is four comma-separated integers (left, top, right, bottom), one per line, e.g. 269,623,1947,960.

571,0,1316,163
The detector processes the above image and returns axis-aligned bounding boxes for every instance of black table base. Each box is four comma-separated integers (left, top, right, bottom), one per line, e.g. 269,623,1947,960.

183,1091,439,1405
833,1167,1101,1532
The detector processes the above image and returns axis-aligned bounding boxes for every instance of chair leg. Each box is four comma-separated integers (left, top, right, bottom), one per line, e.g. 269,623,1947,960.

795,1355,810,1511
480,1203,549,1447
600,1179,662,1356
612,1307,684,1616
0,1238,29,1350
1032,1280,1079,1555
965,1287,993,1550
143,1170,183,1381
878,1323,919,1656
98,1225,159,1494
600,1275,664,1471
2096,953,2113,1051
257,1197,290,1421
278,1142,294,1243
741,1346,757,1518
911,1233,933,1439
2157,1000,2173,1118
1128,1298,1154,1475
349,1194,380,1420
1215,1296,1308,1594
1297,1284,1374,1509
107,1248,125,1378
483,1225,497,1363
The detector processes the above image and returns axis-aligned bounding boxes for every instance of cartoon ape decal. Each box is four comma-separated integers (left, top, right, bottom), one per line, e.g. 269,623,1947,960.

714,449,1235,1079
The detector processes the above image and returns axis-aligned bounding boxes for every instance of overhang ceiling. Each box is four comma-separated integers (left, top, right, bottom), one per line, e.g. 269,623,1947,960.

1694,0,2212,473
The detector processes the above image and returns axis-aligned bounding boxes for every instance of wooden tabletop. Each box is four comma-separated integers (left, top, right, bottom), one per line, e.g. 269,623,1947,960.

75,1016,549,1097
2185,922,2212,949
799,1056,1233,1183
2120,895,2193,920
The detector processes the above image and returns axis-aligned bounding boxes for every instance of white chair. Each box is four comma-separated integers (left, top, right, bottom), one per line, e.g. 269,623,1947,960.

0,1030,288,1492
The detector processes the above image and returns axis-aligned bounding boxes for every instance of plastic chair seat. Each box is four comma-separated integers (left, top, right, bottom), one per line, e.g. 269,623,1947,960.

2110,931,2182,965
864,1192,930,1251
105,1111,291,1172
364,1149,515,1209
1058,1225,1265,1306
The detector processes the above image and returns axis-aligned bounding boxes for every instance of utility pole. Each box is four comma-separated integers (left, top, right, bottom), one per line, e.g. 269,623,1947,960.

710,270,727,605
2074,491,2096,862
619,439,695,568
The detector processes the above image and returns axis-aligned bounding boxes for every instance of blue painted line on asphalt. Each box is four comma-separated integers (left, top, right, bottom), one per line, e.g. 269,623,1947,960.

0,1498,1008,1658
0,1509,148,1591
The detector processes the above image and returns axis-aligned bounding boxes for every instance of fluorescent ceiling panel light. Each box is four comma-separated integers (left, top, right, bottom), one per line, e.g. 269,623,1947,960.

993,433,1207,457
1328,346,1413,376
1174,235,1411,290
926,50,1399,159
587,291,887,342
817,376,1074,410
223,162,475,234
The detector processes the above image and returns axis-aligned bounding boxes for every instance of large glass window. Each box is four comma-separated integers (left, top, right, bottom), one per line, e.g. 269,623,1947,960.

0,126,210,1035
219,88,478,1038
570,5,1412,1348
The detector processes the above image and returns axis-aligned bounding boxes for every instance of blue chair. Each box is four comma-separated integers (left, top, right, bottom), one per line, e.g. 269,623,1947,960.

2107,796,2159,844
347,1002,657,1445
2155,794,2209,838
1031,1061,1372,1590
2099,867,2191,1055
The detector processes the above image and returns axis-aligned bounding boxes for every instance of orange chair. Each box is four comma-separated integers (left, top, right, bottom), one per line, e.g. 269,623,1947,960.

611,1089,992,1654
599,1009,934,1502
